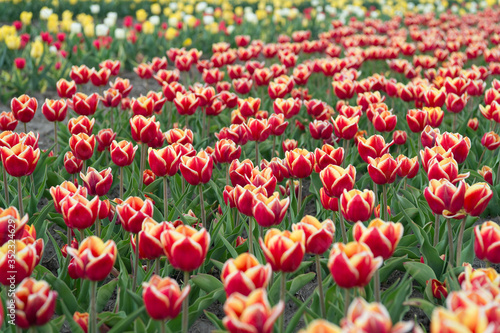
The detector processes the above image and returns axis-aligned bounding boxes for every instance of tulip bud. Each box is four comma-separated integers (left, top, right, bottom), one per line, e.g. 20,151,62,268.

353,219,403,259
11,94,38,123
467,118,479,131
223,289,283,333
161,225,210,272
131,219,174,260
320,165,356,198
96,129,116,152
67,236,117,281
464,183,492,216
142,275,190,320
259,228,305,272
429,279,448,299
42,99,68,122
478,166,493,185
340,189,375,223
368,154,400,185
474,221,500,264
56,79,77,98
282,139,298,152
253,192,289,227
111,77,133,97
61,194,100,230
0,207,28,246
68,116,95,135
221,253,272,296
14,278,57,329
424,179,465,216
64,151,83,174
393,130,407,145
73,312,89,333
328,242,383,288
314,145,344,172
0,240,37,285
285,148,315,179
131,96,155,117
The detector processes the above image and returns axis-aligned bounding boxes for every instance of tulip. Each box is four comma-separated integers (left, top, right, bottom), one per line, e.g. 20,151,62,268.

111,77,133,97
282,138,298,152
228,159,254,187
320,165,356,198
333,80,356,99
474,221,500,264
56,79,77,98
300,320,342,333
165,128,193,145
179,149,213,186
68,116,95,135
420,125,439,148
420,146,453,172
0,143,40,177
332,115,359,140
314,145,344,172
64,151,83,174
285,148,315,179
142,275,190,322
273,97,301,119
429,279,448,300
42,99,68,122
427,157,469,184
80,167,113,196
406,108,428,133
131,96,155,117
342,298,414,332
372,111,397,133
353,219,403,260
436,132,471,164
292,215,335,255
11,94,38,126
481,131,500,150
445,92,469,114
101,88,121,109
71,92,99,116
110,140,137,167
393,130,407,145
0,240,37,285
320,188,339,212
174,92,199,117
90,67,111,86
223,289,283,333
214,139,241,167
50,181,87,215
478,166,493,185
0,207,28,246
116,196,154,234
259,228,305,273
425,107,444,127
368,154,400,185
430,303,488,333
423,87,446,107
221,253,272,296
424,179,465,217
96,129,116,152
161,224,210,272
328,242,383,289
253,192,290,227
130,115,160,145
232,184,266,218
70,65,90,84
100,59,120,75
69,133,95,161
61,194,100,230
357,135,393,163
340,189,375,223
309,119,333,140
396,155,419,179
14,278,57,329
73,312,89,333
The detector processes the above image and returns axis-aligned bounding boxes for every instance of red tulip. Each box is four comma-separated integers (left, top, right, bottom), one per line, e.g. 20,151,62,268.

56,79,77,98
285,148,315,179
320,165,356,198
64,151,83,174
253,192,289,227
116,197,154,233
69,133,96,161
221,253,272,296
130,115,160,145
70,65,91,84
14,278,57,329
259,228,305,272
67,236,117,281
464,183,493,216
0,111,18,131
110,140,138,167
71,93,99,116
61,194,100,230
481,131,500,150
340,189,375,223
179,150,214,186
353,219,403,259
161,225,210,272
436,132,471,164
314,145,344,172
11,94,38,123
406,109,428,133
292,215,335,254
42,99,68,122
357,135,393,163
368,154,400,185
142,275,190,320
80,167,113,196
333,115,359,140
96,129,116,152
0,143,40,177
68,116,95,135
423,179,466,217
474,221,500,264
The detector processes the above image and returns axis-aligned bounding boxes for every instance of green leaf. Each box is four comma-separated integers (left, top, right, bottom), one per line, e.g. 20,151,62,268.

204,311,224,330
404,298,435,318
191,274,224,294
97,279,118,312
404,262,436,287
107,306,145,333
44,272,81,313
288,272,316,296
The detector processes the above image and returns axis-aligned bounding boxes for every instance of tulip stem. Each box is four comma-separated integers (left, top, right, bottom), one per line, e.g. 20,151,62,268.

225,164,229,185
248,218,254,255
160,320,166,333
298,178,303,213
119,167,124,198
199,185,206,229
496,162,500,186
374,269,381,302
456,218,467,267
433,214,440,246
132,234,140,291
2,164,8,204
477,150,486,169
339,212,348,243
96,218,100,238
315,255,326,318
67,226,72,246
272,135,276,158
154,258,160,276
446,219,454,266
23,122,27,133
453,113,457,132
54,122,58,155
163,177,169,221
202,107,206,138
17,177,24,217
90,280,97,333
344,288,350,316
373,183,378,208
110,107,114,130
139,143,147,191
255,142,259,166
382,184,388,220
182,271,190,333
279,272,286,333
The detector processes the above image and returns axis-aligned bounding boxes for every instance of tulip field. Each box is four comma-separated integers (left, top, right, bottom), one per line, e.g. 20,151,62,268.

3,0,500,332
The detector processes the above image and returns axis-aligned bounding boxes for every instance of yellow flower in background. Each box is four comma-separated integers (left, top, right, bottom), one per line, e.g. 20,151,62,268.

5,35,20,50
61,19,73,32
69,0,77,4
62,10,73,21
256,9,266,20
84,23,95,37
185,5,194,14
30,40,44,58
165,27,178,40
47,20,59,33
151,3,161,15
20,11,33,25
187,16,198,28
235,7,243,16
183,38,192,47
143,21,154,34
136,9,148,22
207,22,219,34
163,8,172,16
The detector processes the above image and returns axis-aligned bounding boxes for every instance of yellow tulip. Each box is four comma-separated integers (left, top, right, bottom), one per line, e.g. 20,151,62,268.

187,16,198,28
20,11,33,25
5,35,20,50
185,5,194,14
30,40,44,58
235,7,243,16
143,21,154,34
183,38,192,47
136,9,148,22
151,4,161,15
84,24,95,37
48,20,59,33
165,27,178,40
163,8,172,16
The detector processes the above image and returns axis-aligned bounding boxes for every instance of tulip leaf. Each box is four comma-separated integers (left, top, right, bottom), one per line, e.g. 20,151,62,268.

204,310,225,330
403,262,436,288
191,273,224,294
219,234,238,258
97,279,118,312
143,177,162,193
286,292,318,333
404,298,435,318
380,256,408,281
43,271,81,313
288,272,316,296
383,274,412,322
33,200,54,232
60,300,85,333
107,306,145,333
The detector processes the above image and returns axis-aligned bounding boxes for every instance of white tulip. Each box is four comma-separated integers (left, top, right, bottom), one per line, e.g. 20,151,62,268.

149,15,160,25
70,22,82,34
114,28,126,40
205,7,214,14
107,12,118,20
168,17,178,27
203,15,214,25
95,24,109,37
104,17,116,28
169,2,178,10
49,45,58,54
90,4,100,14
226,25,235,34
195,2,207,12
317,13,326,21
40,8,53,20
